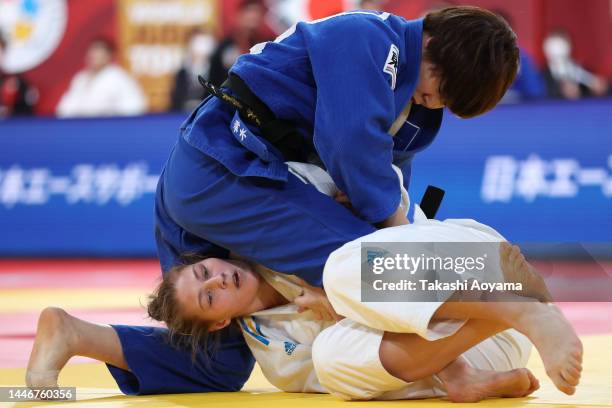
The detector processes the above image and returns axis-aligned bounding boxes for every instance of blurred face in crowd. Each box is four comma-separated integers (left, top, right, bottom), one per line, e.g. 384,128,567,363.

543,31,572,61
85,41,113,72
187,32,216,65
359,0,384,11
238,3,265,32
173,258,261,331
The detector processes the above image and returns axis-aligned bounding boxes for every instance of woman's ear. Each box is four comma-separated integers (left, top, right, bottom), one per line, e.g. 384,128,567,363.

208,319,231,332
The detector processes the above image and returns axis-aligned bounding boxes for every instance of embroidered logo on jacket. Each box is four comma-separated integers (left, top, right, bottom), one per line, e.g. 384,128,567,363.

239,317,270,346
383,44,399,90
284,341,297,355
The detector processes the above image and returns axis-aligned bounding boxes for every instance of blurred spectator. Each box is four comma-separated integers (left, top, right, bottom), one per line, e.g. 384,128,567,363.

208,0,269,86
56,38,146,118
493,9,546,102
358,0,386,11
170,29,217,112
505,50,547,102
543,29,609,100
0,33,38,118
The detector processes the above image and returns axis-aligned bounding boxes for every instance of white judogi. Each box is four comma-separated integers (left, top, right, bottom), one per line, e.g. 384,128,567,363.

237,163,532,400
237,268,333,393
323,205,507,340
315,206,532,400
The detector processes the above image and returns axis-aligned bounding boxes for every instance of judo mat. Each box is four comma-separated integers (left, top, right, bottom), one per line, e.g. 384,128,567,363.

1,259,611,407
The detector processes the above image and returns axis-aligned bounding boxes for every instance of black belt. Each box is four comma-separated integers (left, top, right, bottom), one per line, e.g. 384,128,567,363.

199,74,308,162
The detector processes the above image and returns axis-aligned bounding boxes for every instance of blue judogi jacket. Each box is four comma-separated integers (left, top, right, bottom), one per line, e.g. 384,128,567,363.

187,11,443,224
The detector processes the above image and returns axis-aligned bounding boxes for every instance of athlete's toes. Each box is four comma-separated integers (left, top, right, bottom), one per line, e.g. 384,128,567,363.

552,372,576,395
525,371,540,396
571,358,583,373
499,241,511,261
572,344,584,360
562,366,581,386
509,245,520,263
514,252,526,271
525,369,537,386
534,377,541,391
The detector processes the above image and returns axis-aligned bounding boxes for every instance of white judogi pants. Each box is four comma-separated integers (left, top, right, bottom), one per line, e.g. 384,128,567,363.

311,206,532,400
312,320,532,400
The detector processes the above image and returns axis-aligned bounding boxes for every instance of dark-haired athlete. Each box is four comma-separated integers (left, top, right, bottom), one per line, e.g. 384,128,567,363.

28,7,521,395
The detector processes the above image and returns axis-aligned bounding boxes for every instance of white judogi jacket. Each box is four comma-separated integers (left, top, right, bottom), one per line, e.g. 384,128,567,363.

237,268,333,392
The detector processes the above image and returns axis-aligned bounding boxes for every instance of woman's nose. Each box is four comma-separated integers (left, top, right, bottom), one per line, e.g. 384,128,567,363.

207,273,226,289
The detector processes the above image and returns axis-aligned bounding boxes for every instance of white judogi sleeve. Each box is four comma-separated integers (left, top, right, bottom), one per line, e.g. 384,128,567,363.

287,161,410,217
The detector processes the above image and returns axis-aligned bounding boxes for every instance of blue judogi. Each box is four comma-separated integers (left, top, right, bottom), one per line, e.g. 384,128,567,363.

231,11,442,222
108,11,443,395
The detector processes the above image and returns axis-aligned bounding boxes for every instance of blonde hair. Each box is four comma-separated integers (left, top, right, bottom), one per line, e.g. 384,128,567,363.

147,254,219,361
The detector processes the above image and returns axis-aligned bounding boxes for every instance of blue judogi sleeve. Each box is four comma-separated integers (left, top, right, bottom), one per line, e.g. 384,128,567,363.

302,17,403,224
107,324,255,395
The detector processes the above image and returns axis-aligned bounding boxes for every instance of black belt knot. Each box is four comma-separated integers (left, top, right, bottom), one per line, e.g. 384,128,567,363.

199,74,309,162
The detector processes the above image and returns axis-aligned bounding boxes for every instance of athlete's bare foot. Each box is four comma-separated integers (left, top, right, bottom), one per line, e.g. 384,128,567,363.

499,242,553,303
438,357,539,402
514,302,583,395
26,307,77,388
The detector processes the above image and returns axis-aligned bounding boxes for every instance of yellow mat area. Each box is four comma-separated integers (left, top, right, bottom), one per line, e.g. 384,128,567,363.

1,334,610,407
2,287,611,407
0,289,148,312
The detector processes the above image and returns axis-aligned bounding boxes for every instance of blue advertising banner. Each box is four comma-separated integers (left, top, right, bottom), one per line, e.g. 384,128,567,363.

0,114,181,256
0,99,610,256
409,99,612,248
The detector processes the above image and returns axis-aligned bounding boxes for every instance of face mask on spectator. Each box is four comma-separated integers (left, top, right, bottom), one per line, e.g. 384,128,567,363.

544,35,571,61
189,34,215,61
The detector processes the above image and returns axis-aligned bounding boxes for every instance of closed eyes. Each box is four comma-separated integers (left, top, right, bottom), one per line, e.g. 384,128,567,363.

194,265,213,310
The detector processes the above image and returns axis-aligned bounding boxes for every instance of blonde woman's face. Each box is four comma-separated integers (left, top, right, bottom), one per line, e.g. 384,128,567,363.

173,258,260,330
